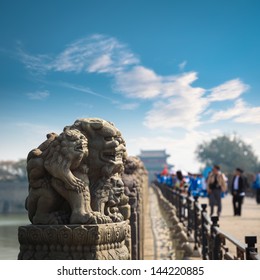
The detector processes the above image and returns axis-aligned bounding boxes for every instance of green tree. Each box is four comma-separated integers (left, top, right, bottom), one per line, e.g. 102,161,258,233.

195,135,259,174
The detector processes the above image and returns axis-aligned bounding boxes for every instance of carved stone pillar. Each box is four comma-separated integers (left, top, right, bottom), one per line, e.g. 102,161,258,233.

18,118,132,260
122,156,148,260
18,222,131,260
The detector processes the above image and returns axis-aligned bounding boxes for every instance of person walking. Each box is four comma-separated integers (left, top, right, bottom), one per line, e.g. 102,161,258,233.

174,170,188,193
231,168,246,216
207,165,227,216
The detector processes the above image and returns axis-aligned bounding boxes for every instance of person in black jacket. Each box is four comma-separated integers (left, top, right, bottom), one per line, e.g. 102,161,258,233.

231,168,246,216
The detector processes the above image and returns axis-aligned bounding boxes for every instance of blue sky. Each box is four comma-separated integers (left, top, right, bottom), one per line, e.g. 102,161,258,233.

1,0,260,172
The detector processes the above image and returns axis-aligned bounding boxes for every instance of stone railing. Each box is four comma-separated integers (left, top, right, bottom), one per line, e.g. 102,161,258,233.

153,183,260,260
121,156,148,259
152,184,194,259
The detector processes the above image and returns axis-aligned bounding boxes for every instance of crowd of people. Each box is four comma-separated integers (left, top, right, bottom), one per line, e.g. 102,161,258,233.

156,164,260,217
156,166,214,197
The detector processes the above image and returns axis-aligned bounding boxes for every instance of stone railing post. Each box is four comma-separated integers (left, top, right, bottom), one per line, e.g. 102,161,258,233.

122,156,148,260
18,118,133,260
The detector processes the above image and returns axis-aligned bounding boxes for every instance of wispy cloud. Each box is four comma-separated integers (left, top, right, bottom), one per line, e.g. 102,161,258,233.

17,34,255,130
17,44,51,75
143,89,208,130
59,82,116,102
178,60,187,71
114,66,162,99
210,99,246,122
115,67,208,129
210,98,260,124
115,67,205,99
17,34,139,75
208,78,249,102
26,90,50,100
235,106,260,124
51,34,139,74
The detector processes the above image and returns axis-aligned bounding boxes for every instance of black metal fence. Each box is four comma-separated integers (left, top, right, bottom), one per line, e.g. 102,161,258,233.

155,183,260,260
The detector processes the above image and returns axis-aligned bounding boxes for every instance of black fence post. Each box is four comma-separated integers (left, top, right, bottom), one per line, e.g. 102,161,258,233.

178,190,183,222
210,216,221,260
169,188,174,206
245,236,258,260
166,185,171,202
193,196,199,251
201,203,208,260
187,193,193,238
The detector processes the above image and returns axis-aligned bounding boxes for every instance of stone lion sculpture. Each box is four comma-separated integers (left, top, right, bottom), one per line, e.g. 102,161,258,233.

26,118,130,225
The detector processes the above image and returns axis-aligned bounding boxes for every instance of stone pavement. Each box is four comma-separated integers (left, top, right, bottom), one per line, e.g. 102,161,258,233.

144,188,260,259
143,187,174,260
143,187,155,260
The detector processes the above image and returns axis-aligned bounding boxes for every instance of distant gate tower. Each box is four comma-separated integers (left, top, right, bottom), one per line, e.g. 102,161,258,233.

138,150,170,183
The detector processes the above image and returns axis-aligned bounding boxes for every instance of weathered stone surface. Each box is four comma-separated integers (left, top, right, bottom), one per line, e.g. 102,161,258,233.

19,118,133,260
18,221,131,260
153,184,195,259
25,118,129,225
122,156,148,260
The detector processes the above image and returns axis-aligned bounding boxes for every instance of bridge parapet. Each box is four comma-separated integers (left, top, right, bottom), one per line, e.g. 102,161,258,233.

154,183,260,260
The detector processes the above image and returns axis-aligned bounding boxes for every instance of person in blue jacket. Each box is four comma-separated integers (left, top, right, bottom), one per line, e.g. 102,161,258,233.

253,171,260,204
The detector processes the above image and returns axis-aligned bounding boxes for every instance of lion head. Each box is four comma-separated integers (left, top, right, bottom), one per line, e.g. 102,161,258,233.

71,118,127,179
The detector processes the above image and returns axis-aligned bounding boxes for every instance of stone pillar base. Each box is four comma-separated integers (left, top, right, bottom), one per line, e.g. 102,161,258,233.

18,221,131,260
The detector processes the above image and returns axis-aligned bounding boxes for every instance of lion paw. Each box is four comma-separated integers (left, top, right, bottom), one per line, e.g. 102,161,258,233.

70,212,112,224
109,213,124,223
92,212,112,224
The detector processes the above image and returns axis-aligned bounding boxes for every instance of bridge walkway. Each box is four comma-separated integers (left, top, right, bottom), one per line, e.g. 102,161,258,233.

144,187,260,259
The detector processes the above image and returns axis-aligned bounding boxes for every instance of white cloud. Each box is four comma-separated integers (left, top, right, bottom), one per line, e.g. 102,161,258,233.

88,54,113,73
210,98,260,124
18,34,257,131
26,90,50,100
144,93,208,130
210,99,246,122
18,34,139,75
235,106,260,124
52,34,139,74
162,72,205,98
115,66,162,99
178,60,187,71
123,70,208,130
115,66,208,130
115,67,205,101
208,78,249,102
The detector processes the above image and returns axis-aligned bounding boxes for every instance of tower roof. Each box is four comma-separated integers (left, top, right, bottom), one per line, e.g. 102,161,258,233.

138,149,170,158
